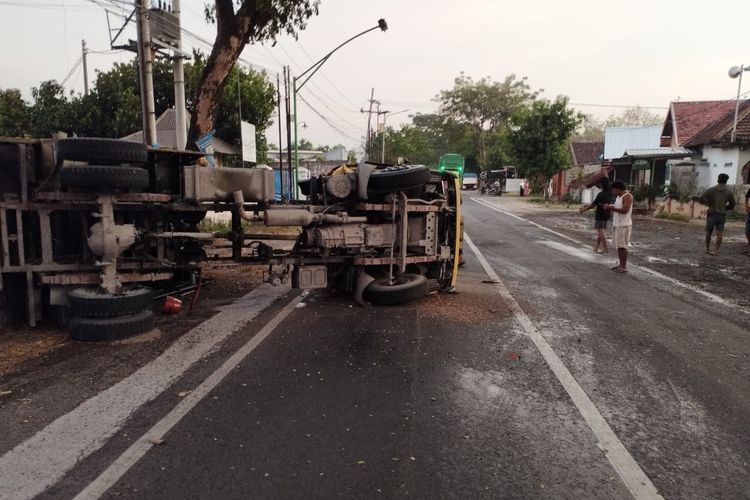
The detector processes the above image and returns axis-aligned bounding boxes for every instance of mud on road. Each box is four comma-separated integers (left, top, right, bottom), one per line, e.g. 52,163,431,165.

496,197,750,310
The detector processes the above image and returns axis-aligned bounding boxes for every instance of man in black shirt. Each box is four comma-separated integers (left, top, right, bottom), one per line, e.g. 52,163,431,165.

579,178,613,254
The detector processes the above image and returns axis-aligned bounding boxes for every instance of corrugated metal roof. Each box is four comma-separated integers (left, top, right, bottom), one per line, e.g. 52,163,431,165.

603,126,661,160
623,147,693,158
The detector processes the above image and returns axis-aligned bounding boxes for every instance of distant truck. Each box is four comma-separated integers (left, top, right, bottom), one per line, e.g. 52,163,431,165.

438,154,464,177
462,173,478,190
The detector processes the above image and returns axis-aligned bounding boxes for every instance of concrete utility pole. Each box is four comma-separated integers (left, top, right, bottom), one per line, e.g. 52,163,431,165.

361,88,376,160
135,0,157,146
172,0,187,149
81,40,89,96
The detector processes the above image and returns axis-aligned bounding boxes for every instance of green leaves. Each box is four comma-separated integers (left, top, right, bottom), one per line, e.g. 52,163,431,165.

508,96,583,195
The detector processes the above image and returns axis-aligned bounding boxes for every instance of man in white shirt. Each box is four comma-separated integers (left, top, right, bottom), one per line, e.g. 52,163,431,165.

604,180,633,273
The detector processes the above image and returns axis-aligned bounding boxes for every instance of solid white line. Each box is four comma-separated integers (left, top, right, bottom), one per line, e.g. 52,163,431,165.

73,291,308,500
470,197,749,316
464,234,662,500
471,197,581,244
0,283,292,500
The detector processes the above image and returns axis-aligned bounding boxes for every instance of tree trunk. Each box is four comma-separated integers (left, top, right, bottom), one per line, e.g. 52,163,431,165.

187,32,244,148
187,0,254,149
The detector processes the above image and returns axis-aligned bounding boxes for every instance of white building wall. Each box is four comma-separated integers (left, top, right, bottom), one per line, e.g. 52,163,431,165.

702,146,742,185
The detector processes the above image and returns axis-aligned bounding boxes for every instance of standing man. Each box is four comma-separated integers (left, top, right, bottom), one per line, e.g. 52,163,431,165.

604,180,633,273
579,178,612,254
699,173,736,256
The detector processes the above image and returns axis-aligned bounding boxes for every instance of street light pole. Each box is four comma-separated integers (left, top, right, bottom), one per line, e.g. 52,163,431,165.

728,65,750,143
293,19,388,199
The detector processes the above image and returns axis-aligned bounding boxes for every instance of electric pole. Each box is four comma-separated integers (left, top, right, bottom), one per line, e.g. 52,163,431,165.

135,0,157,146
172,0,187,149
361,88,376,161
284,66,293,201
81,40,89,96
277,72,285,199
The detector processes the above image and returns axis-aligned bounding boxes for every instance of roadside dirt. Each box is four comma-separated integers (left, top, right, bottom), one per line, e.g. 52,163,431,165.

480,195,750,309
0,260,265,380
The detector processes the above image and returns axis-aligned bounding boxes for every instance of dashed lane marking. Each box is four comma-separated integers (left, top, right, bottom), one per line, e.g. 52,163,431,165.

0,283,293,500
73,291,309,500
465,233,663,500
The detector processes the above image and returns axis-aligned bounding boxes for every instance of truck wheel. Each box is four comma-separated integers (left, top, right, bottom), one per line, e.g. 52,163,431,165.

367,165,430,192
68,287,154,318
60,165,149,190
57,138,148,165
364,273,429,305
70,310,155,342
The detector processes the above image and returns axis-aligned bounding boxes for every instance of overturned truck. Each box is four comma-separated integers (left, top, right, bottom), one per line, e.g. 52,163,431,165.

0,137,462,339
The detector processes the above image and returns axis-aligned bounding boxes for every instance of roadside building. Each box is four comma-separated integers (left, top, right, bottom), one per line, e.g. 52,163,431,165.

121,109,240,166
554,141,604,199
660,100,750,192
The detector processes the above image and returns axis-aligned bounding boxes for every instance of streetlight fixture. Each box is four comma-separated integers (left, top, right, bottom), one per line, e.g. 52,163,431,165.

728,64,750,143
292,19,388,199
380,109,409,162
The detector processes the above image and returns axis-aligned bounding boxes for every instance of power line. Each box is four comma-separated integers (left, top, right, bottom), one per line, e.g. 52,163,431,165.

298,94,362,143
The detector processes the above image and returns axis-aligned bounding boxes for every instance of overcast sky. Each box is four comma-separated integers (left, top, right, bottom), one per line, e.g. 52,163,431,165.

1,0,748,149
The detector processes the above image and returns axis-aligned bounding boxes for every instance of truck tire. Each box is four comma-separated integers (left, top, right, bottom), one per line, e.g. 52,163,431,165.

60,165,149,190
57,138,148,164
70,310,155,342
68,287,154,318
367,165,430,192
364,273,429,305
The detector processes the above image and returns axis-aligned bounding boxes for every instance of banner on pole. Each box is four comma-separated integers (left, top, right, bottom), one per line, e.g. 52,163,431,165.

195,130,216,169
241,121,256,164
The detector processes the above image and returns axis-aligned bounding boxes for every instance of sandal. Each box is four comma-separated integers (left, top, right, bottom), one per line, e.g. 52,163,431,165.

614,267,628,273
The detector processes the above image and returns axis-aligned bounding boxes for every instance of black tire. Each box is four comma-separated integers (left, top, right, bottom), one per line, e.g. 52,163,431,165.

367,165,430,192
364,273,429,305
57,138,148,165
70,310,155,342
68,287,154,318
60,165,150,190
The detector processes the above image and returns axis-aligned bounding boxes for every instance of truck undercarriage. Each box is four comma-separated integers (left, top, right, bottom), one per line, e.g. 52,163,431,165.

0,137,461,339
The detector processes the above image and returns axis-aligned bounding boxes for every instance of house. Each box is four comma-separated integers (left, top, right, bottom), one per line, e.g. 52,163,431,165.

121,109,240,162
681,100,750,188
324,145,349,162
660,100,750,192
551,141,604,199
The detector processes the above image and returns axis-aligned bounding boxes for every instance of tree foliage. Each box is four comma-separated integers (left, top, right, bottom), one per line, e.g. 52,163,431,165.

188,0,319,146
0,88,30,137
435,73,536,169
574,106,665,141
508,96,583,198
0,53,276,161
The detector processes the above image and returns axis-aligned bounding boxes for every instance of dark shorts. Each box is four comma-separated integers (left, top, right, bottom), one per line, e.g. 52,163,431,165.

706,213,727,232
594,219,608,230
745,214,750,235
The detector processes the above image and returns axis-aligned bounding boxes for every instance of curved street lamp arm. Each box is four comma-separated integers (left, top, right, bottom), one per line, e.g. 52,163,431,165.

295,20,387,92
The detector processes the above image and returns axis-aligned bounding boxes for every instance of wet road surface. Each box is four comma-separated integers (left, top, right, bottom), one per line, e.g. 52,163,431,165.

6,196,750,499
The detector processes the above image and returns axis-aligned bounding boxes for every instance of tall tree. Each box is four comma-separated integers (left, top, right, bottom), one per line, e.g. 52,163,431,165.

605,106,664,127
188,0,319,147
0,88,31,137
436,73,536,169
508,96,583,199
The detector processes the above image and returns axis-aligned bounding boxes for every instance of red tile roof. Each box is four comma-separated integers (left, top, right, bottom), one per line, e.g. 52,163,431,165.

569,141,604,166
669,101,739,146
684,100,750,146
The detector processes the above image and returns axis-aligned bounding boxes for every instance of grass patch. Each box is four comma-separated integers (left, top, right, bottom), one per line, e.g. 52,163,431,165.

199,217,300,235
654,212,690,222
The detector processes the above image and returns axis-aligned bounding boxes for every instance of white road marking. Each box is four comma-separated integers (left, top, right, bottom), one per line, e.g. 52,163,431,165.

73,291,308,500
470,197,749,316
471,197,581,244
538,240,605,263
464,234,663,500
0,283,292,500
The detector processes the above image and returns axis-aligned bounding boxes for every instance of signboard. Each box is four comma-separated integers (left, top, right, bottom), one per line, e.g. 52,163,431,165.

632,159,651,171
195,130,215,169
241,121,256,164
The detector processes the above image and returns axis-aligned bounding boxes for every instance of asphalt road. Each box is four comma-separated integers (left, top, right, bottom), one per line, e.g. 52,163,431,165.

7,196,750,499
